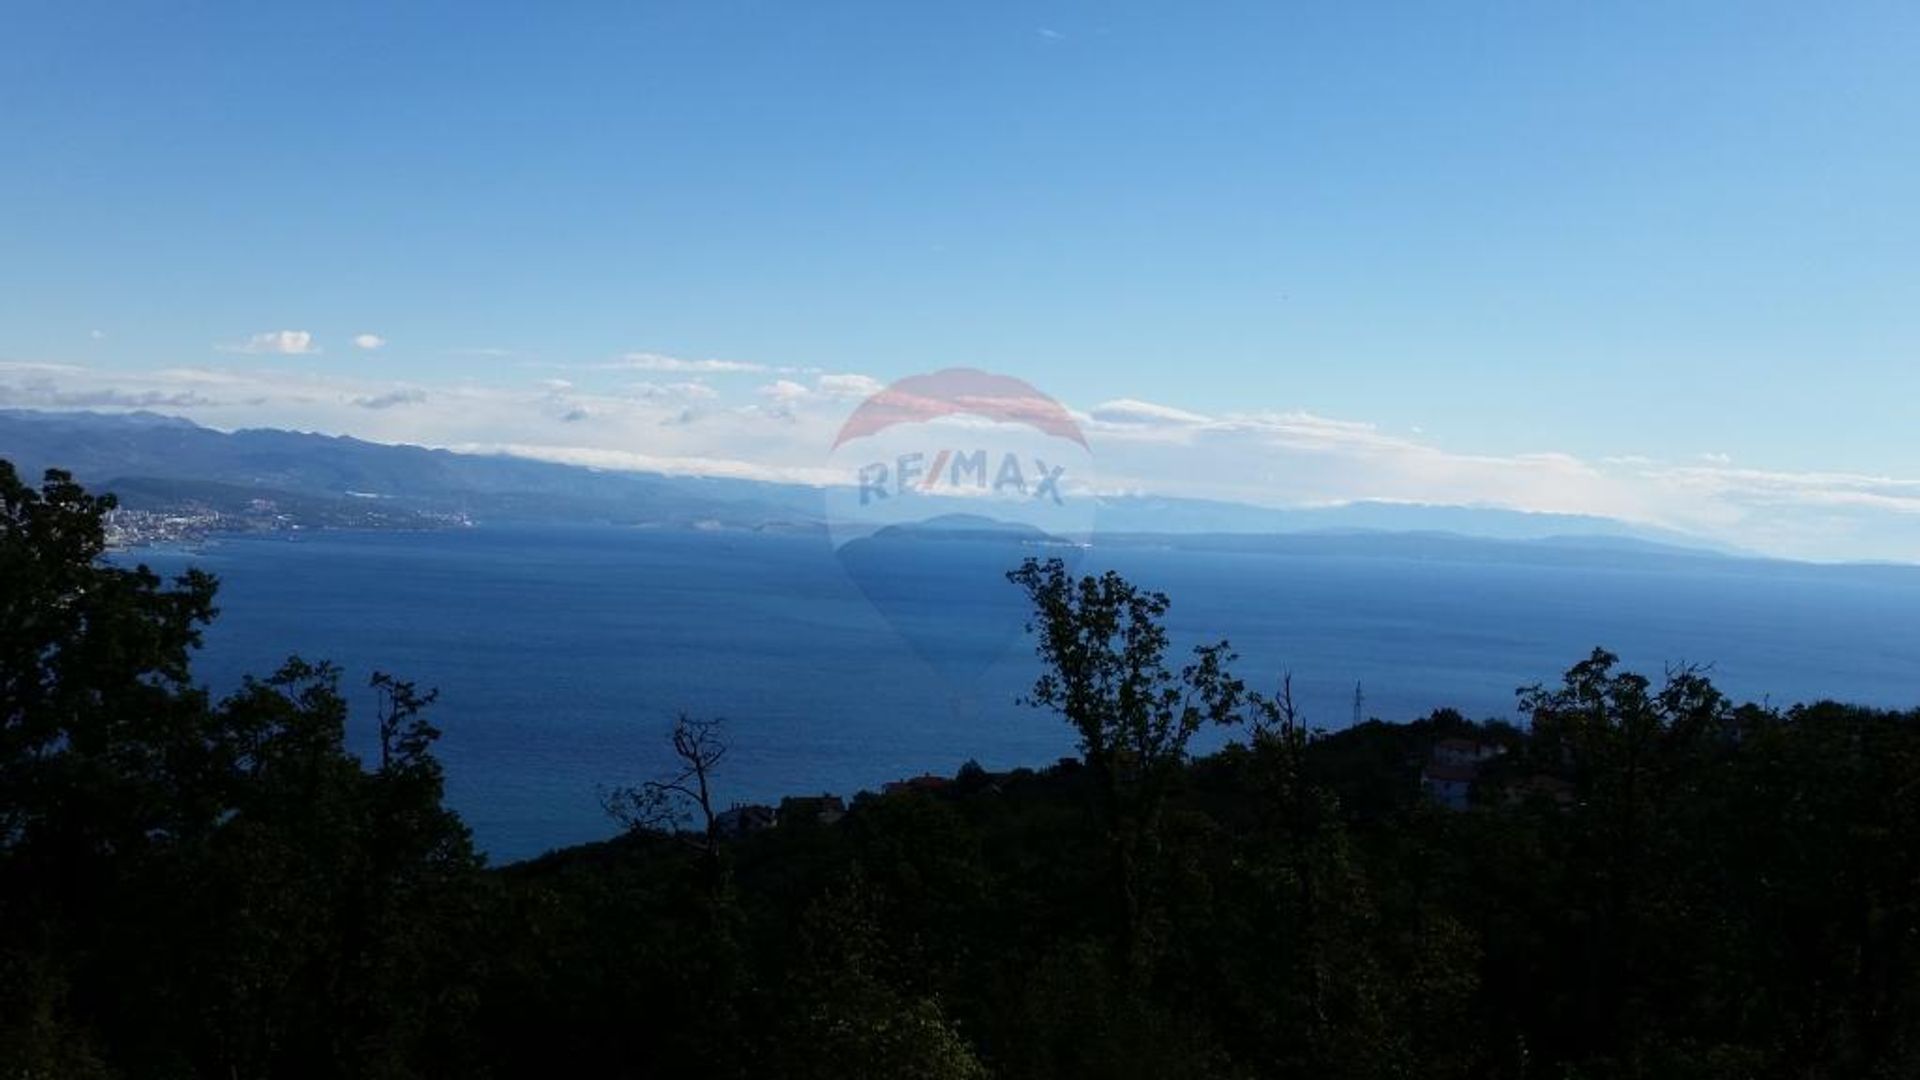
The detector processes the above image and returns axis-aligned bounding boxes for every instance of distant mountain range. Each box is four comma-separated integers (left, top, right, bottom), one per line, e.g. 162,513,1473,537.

0,408,1731,555
0,408,824,537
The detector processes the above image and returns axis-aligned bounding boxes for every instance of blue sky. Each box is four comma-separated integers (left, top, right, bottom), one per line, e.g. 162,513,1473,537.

3,3,1919,558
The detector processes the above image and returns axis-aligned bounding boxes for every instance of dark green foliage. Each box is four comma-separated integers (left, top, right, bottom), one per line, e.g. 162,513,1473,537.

772,875,989,1080
0,463,486,1078
1006,556,1252,982
5,462,1920,1078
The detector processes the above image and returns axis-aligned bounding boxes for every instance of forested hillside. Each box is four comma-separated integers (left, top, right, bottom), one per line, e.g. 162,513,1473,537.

4,461,1916,1079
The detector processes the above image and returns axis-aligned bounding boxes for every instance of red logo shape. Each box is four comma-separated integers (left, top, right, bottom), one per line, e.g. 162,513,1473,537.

831,368,1088,452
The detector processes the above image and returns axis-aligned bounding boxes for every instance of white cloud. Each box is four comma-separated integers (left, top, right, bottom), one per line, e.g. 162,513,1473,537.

449,442,841,485
350,387,426,409
758,378,812,402
611,352,766,374
7,364,1920,561
220,330,319,356
0,384,219,409
755,373,882,404
816,373,884,398
0,361,87,374
631,381,718,401
1088,398,1211,427
353,333,387,350
89,329,106,341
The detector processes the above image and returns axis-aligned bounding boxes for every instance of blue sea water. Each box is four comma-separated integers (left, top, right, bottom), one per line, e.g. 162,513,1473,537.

122,525,1920,862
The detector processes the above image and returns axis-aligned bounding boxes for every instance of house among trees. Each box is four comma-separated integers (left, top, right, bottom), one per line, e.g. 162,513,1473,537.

777,793,846,826
714,803,777,837
882,773,953,796
1420,737,1504,810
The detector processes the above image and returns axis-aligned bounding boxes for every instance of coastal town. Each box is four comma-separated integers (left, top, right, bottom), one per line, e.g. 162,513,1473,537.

102,497,471,549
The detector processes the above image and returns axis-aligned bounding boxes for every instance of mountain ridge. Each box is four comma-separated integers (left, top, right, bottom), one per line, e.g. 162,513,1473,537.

0,408,1733,555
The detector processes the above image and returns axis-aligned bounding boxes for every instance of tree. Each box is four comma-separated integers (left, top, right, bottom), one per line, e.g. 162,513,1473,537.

1006,557,1249,983
606,713,731,895
0,463,486,1077
1513,649,1743,1064
603,712,748,1074
0,464,220,1071
0,464,220,848
778,876,989,1080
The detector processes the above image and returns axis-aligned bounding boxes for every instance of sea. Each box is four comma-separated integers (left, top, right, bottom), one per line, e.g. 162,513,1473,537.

120,525,1920,862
